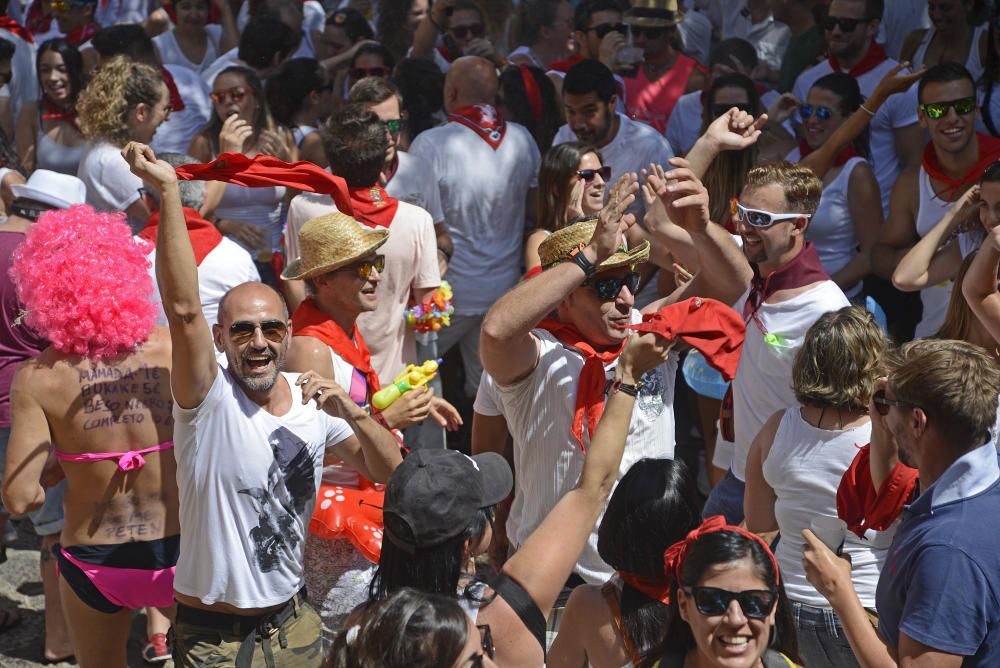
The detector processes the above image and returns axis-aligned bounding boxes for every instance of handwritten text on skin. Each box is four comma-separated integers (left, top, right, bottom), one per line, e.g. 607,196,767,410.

79,365,173,431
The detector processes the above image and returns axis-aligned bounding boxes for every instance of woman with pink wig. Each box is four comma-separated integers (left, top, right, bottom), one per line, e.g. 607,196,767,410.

1,205,179,668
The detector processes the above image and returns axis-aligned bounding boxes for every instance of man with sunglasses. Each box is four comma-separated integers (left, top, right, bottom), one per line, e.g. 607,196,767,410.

803,339,1000,668
792,0,923,215
124,142,402,667
480,161,751,584
51,0,99,46
411,0,498,74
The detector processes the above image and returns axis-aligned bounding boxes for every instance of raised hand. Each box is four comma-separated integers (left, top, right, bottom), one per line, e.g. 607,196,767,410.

618,331,674,382
658,157,711,232
588,172,638,262
567,177,586,220
219,113,253,154
801,529,855,608
870,61,926,105
121,141,178,192
766,93,800,125
705,107,767,153
641,163,670,233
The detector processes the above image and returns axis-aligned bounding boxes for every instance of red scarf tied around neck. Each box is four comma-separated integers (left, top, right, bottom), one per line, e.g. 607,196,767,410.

138,206,222,264
41,98,79,132
921,133,1000,203
348,185,398,228
447,104,507,150
291,298,381,398
537,318,626,451
618,571,671,605
829,41,887,78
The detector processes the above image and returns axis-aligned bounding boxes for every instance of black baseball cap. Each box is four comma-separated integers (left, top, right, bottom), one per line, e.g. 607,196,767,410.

382,450,513,553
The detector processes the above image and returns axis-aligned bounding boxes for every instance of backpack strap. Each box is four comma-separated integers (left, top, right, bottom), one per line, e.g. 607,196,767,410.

491,572,547,656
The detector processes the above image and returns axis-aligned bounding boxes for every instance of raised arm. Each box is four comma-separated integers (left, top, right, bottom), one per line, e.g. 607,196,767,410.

893,186,977,291
123,142,217,408
480,175,639,386
962,224,1000,345
685,108,766,180
214,0,239,53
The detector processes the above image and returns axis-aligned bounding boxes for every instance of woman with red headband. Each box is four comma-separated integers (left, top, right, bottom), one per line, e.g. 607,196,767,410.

644,517,801,668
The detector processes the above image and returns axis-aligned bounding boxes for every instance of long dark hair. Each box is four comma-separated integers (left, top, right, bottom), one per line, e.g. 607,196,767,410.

644,530,801,666
596,459,701,663
376,0,419,63
981,9,1000,136
499,64,560,154
810,71,870,159
701,72,761,224
37,38,84,108
392,58,444,141
205,66,270,155
537,141,600,232
266,57,330,128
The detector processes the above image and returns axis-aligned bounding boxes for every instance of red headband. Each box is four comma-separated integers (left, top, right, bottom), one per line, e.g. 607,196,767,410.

663,516,780,589
518,64,542,127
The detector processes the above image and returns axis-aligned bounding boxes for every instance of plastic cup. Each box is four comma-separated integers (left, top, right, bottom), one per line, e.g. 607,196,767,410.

810,516,847,555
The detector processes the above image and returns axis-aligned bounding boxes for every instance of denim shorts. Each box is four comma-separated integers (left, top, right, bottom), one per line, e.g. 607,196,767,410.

791,601,861,668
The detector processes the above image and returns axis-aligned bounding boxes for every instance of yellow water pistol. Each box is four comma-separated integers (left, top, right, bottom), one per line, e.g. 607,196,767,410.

371,359,442,410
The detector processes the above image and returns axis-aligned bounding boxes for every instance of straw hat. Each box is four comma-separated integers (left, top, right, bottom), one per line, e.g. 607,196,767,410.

624,0,684,28
280,212,389,280
538,219,650,272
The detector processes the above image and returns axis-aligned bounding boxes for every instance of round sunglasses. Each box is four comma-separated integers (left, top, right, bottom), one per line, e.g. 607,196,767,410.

685,586,777,619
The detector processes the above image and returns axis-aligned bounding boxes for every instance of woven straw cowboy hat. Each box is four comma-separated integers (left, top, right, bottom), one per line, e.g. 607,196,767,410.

624,0,684,28
280,212,389,280
538,219,650,272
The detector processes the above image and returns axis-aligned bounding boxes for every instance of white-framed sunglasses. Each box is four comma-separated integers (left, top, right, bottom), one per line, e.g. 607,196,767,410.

731,198,812,229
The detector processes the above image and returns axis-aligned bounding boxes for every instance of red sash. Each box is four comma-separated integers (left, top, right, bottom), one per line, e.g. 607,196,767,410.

348,185,398,228
291,298,381,397
743,242,830,328
138,207,222,265
0,15,32,43
921,133,1000,202
447,104,507,150
829,41,887,78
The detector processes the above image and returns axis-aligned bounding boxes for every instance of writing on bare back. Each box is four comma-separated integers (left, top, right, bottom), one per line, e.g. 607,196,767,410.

79,364,173,431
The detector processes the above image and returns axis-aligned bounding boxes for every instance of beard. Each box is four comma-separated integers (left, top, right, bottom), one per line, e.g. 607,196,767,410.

230,345,285,393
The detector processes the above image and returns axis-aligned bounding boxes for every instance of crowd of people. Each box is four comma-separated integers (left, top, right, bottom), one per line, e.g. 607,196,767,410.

0,0,999,667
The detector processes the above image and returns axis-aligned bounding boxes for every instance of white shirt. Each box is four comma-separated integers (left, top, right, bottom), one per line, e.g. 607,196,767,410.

0,29,38,123
285,193,441,384
172,368,354,608
723,5,791,72
78,142,142,214
666,88,781,157
793,58,919,214
154,25,224,74
151,64,213,154
877,0,931,61
201,47,243,86
730,280,850,480
409,120,539,316
496,313,678,583
386,151,445,226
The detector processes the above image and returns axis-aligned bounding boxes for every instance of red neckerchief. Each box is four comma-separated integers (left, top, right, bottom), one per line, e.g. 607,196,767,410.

175,152,355,217
160,67,187,112
547,53,583,74
798,138,860,167
138,206,222,264
743,242,830,328
663,516,780,586
25,2,50,36
447,104,507,150
348,184,398,228
618,571,671,605
921,133,1000,202
829,40,887,78
624,297,745,382
41,97,79,132
291,298,381,397
537,318,625,451
837,444,919,539
436,44,455,63
0,15,33,42
65,21,99,46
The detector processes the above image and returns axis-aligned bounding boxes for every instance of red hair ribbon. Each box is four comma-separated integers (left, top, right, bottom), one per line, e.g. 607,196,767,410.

662,516,780,588
518,64,542,127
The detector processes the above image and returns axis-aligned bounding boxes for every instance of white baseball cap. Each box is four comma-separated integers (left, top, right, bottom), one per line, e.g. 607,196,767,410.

10,170,87,210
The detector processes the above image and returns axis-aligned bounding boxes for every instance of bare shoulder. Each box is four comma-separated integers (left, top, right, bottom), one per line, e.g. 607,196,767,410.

286,335,334,376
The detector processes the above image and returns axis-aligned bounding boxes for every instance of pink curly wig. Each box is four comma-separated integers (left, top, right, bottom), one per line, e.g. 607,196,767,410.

10,205,157,360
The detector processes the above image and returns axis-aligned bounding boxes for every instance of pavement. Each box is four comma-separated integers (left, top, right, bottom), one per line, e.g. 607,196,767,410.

0,520,166,667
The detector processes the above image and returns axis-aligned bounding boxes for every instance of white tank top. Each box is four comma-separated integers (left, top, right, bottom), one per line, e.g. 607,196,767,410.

153,25,223,74
912,24,988,83
806,157,867,299
216,182,286,253
763,408,890,608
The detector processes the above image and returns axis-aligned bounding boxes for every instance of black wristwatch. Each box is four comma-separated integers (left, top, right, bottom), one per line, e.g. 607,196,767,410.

606,377,643,397
567,243,598,278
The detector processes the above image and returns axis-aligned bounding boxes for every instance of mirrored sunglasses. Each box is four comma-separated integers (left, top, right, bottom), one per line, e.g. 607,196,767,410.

210,86,249,105
585,271,640,300
687,586,777,619
229,319,289,346
339,254,386,280
384,118,405,136
919,96,977,120
731,199,811,228
799,104,834,121
577,165,612,183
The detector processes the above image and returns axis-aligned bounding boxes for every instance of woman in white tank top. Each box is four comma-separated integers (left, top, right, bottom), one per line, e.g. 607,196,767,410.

745,305,892,668
901,5,988,83
152,0,238,74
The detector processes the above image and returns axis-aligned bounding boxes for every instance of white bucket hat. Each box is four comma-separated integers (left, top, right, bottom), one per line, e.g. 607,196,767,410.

10,170,87,210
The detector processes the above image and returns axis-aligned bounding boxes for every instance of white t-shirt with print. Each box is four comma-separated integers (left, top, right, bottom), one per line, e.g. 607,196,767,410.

172,368,354,608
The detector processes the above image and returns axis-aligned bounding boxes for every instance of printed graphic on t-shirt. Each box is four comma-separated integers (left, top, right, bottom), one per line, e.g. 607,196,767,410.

238,426,317,572
636,366,666,420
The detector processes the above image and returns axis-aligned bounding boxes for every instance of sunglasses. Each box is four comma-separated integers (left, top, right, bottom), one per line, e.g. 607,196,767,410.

731,199,811,228
821,15,870,32
711,103,755,118
799,104,835,121
384,118,405,136
210,85,249,105
451,23,485,39
919,96,977,119
351,66,391,80
587,22,628,39
51,0,94,11
686,586,777,619
577,165,611,183
229,319,289,346
586,271,640,300
630,25,665,39
872,388,917,416
477,624,495,660
339,254,385,280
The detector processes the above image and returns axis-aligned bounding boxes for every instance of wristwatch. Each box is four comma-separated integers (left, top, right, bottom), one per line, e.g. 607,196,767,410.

567,243,598,278
606,377,643,397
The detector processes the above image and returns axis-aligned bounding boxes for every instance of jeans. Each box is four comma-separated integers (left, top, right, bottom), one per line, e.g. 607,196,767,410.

435,314,484,398
791,601,861,668
702,469,745,524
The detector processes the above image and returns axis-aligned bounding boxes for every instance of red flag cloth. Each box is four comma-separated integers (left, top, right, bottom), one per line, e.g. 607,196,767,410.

175,152,355,217
797,138,861,168
160,67,186,113
623,297,745,382
349,185,398,228
536,318,626,451
0,15,32,42
547,53,583,73
447,104,507,150
662,516,780,586
41,97,79,133
921,133,1000,203
618,571,671,605
518,64,543,126
829,41,887,78
837,444,919,539
25,3,50,36
291,298,381,397
65,21,98,46
138,206,223,265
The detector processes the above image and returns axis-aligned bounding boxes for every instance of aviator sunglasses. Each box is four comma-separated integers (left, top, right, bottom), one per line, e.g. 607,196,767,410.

229,320,289,346
577,166,612,183
919,96,976,120
585,271,640,300
731,199,812,228
339,254,386,280
799,104,835,121
685,586,777,619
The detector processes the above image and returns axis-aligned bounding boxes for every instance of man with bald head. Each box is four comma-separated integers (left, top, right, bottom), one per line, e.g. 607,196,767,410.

123,142,402,666
409,56,541,398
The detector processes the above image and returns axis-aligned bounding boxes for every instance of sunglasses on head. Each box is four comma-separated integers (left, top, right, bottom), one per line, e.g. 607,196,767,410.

577,165,611,183
630,25,665,39
586,271,640,300
872,388,918,416
822,15,870,32
731,199,811,228
451,23,485,39
919,96,977,119
229,319,289,346
210,85,249,105
384,118,405,136
799,104,835,121
711,103,755,118
339,254,385,280
686,586,777,619
587,22,628,39
351,66,390,80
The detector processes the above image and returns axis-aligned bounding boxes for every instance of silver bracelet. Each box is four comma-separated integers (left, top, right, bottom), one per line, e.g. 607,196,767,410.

860,104,876,116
